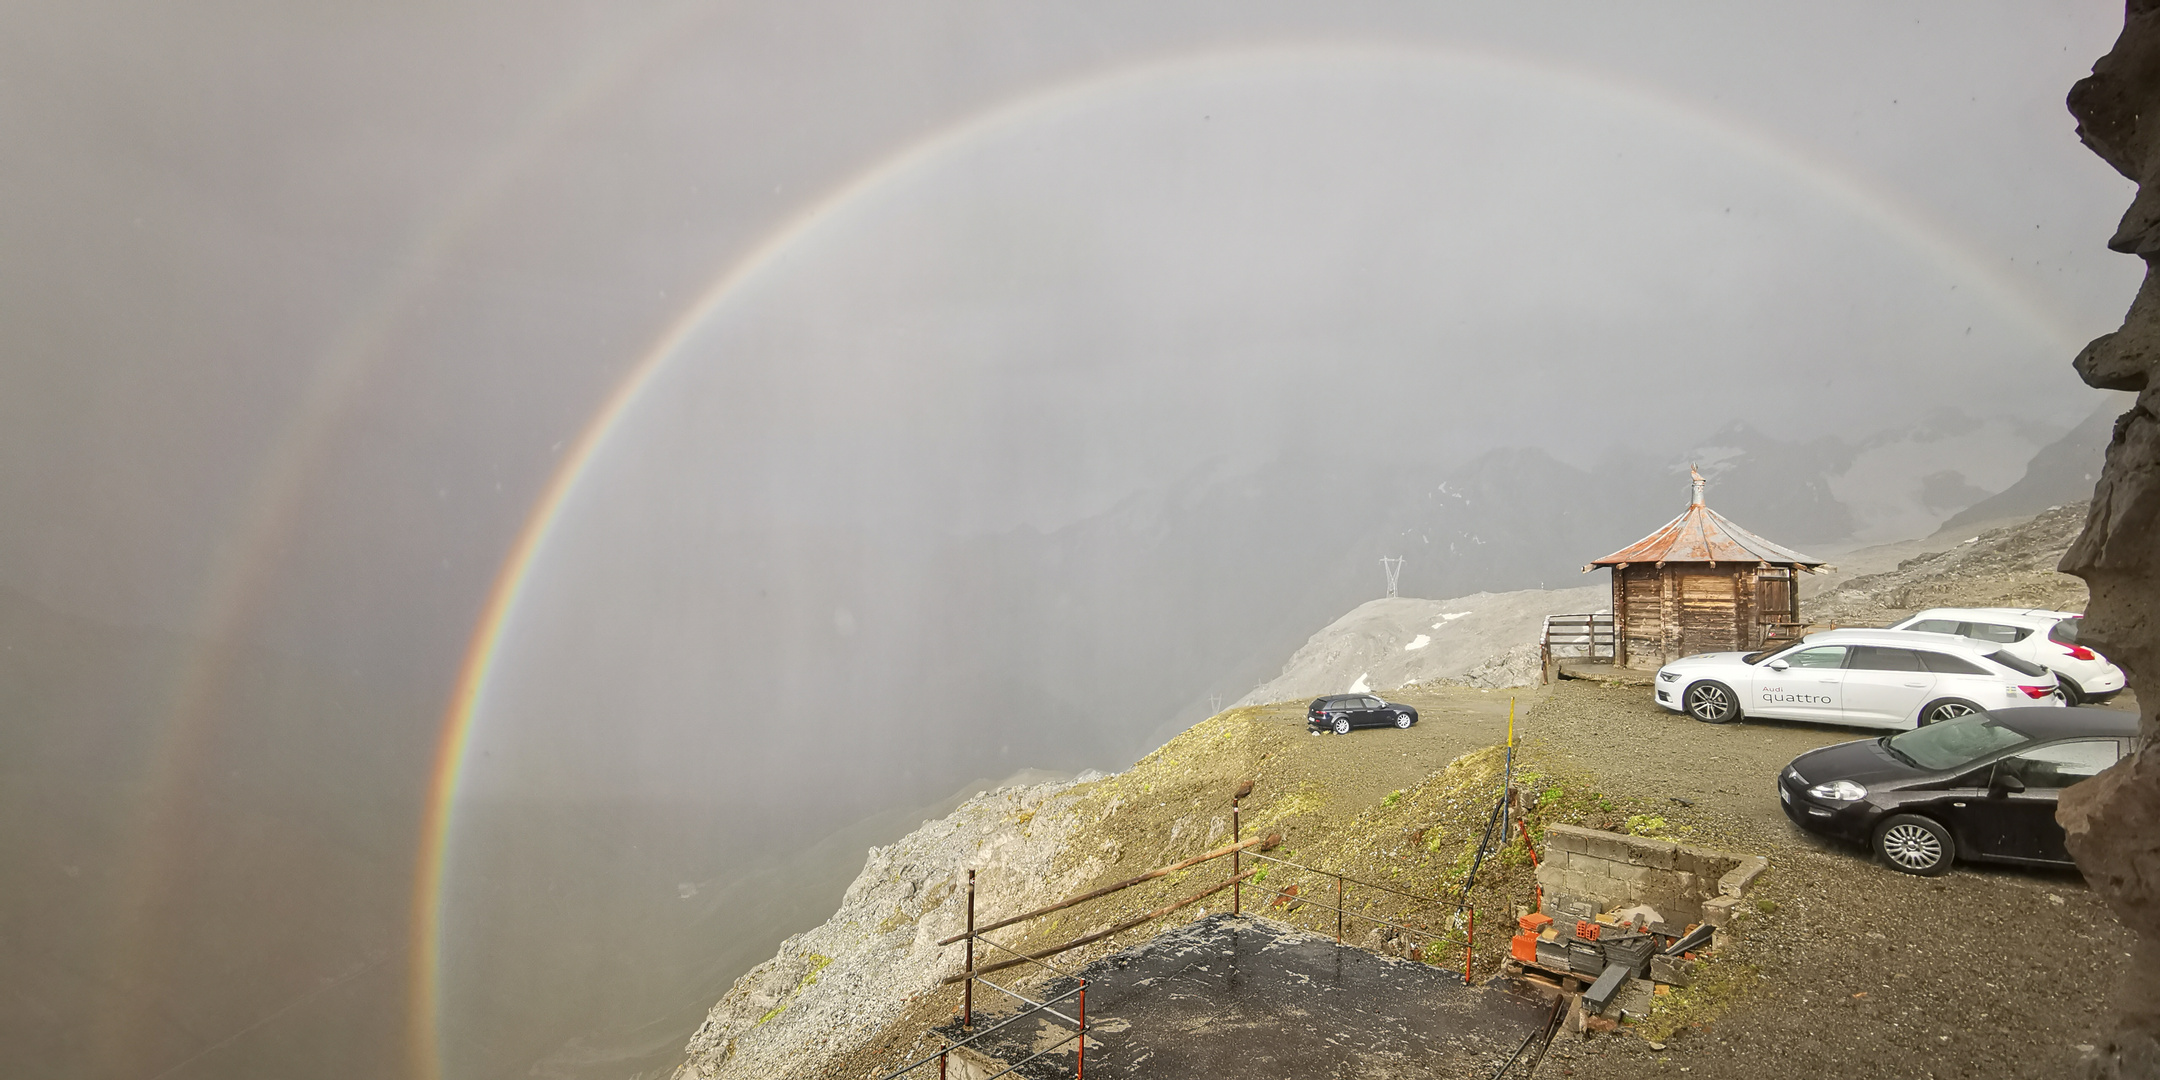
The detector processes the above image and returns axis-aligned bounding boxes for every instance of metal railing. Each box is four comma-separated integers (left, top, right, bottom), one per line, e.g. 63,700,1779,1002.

878,835,1271,1080
879,743,1546,1078
1240,849,1475,978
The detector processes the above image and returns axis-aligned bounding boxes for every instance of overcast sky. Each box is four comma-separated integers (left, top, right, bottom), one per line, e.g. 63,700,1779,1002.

0,1,2136,684
7,5,2149,1078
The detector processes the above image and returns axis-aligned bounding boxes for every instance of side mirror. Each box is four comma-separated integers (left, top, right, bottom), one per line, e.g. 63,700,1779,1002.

1766,659,1789,672
1990,770,2027,797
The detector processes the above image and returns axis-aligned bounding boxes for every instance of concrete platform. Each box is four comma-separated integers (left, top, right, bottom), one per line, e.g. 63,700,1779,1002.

1552,659,1656,685
943,914,1552,1079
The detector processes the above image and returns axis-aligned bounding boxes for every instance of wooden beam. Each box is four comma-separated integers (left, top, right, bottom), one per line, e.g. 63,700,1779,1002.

936,834,1277,946
941,870,1258,984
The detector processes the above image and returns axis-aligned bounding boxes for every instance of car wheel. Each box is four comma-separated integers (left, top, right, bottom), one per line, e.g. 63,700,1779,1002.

1333,717,1351,735
2057,677,2085,707
1874,814,1955,876
1684,681,1741,724
1395,713,1412,729
1918,698,1981,726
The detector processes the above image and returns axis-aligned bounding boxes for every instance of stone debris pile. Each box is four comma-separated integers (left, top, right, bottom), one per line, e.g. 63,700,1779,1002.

1503,823,1767,1031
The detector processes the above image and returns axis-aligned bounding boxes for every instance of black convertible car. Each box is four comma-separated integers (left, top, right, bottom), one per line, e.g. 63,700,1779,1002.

1777,705,2133,875
1307,694,1419,735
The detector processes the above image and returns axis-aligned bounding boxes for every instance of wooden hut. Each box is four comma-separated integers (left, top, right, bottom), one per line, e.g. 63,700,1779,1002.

1586,468,1828,668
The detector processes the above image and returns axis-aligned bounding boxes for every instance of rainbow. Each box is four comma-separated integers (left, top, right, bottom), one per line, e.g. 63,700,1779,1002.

407,40,2087,1079
91,10,732,1072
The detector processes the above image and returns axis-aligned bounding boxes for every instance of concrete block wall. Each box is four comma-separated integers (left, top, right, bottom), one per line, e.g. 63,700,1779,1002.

1535,824,1766,930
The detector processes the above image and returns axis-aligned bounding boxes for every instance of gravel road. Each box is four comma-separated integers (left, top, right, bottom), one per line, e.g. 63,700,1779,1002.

1522,679,2134,1080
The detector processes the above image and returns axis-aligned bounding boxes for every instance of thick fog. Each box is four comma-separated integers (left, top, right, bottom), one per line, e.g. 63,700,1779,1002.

0,4,2139,1079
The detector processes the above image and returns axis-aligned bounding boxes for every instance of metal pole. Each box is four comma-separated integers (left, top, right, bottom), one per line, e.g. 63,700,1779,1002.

964,870,975,1030
1501,698,1515,841
1519,817,1543,912
1076,984,1086,1080
1336,874,1344,943
1463,904,1474,986
1232,797,1241,915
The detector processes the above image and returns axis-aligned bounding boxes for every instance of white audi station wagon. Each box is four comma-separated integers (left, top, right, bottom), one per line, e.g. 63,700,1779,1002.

1654,629,2064,730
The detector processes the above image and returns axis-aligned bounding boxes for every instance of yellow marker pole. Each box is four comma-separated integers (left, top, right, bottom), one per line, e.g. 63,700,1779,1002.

1501,696,1516,845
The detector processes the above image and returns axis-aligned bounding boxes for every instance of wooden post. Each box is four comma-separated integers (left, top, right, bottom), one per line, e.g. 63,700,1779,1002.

1232,797,1241,915
963,870,975,1030
1336,874,1344,943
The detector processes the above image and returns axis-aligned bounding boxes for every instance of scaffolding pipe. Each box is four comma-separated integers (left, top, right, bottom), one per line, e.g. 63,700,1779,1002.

1076,985,1086,1080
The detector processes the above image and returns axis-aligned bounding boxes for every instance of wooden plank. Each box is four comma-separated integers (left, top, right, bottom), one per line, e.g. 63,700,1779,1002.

1659,570,1678,665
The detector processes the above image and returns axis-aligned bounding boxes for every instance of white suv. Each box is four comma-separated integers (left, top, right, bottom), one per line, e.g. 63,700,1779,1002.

1654,628,2064,729
1885,608,2126,705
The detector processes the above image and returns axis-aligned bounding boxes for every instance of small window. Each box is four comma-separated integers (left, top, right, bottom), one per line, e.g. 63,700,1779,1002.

1964,622,2029,644
1849,646,1924,671
1917,650,1988,676
2049,618,2082,645
1783,646,1848,669
1906,619,1961,635
1987,651,2050,678
2001,740,2120,789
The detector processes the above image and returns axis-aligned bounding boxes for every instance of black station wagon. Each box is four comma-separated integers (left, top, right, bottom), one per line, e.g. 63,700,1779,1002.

1778,705,2133,875
1307,694,1419,735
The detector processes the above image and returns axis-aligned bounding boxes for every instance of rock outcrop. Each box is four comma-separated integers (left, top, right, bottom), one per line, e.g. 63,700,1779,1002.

2056,8,2160,1075
673,778,1103,1080
1806,502,2091,628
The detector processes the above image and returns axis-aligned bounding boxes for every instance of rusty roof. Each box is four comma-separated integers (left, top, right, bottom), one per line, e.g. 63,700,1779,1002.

1587,468,1827,569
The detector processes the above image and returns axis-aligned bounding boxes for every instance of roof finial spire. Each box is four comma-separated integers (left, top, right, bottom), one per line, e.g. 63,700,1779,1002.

1690,465,1706,507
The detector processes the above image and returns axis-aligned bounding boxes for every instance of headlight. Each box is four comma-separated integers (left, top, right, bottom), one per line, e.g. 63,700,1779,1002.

1658,670,1681,682
1806,780,1867,802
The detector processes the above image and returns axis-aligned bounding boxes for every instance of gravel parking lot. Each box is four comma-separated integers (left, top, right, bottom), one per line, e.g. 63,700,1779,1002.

1522,679,2135,1080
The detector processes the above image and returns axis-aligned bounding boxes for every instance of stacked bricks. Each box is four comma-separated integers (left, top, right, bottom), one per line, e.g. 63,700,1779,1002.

1534,824,1767,932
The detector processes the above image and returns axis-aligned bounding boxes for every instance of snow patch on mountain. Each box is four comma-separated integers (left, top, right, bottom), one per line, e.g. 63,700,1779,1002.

1237,586,1605,706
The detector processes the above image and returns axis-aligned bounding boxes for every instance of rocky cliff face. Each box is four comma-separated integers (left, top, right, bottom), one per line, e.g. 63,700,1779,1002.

2056,7,2160,1076
672,778,1104,1080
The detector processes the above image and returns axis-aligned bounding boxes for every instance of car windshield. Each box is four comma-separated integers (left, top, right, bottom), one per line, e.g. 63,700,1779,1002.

1883,714,2032,771
1744,643,1799,665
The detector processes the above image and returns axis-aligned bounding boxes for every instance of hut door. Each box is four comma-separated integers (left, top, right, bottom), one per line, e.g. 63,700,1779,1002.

1677,571,1742,657
1754,569,1795,647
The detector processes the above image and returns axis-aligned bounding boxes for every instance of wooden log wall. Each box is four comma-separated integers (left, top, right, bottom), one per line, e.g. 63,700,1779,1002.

1614,564,1783,668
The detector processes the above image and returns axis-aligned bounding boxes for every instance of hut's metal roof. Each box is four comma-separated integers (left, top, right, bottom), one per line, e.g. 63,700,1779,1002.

1587,468,1827,569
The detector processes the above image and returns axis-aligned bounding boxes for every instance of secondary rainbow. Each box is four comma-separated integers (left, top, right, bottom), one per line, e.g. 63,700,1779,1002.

407,40,2085,1079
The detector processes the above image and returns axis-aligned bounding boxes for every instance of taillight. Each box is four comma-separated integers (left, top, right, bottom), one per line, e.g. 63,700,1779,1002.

2017,685,2054,699
2066,645,2097,661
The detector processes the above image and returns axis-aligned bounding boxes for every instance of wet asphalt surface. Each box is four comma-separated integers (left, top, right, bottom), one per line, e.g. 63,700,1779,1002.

942,914,1553,1080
